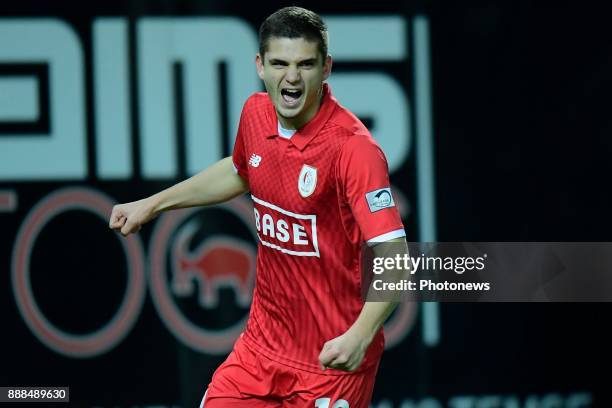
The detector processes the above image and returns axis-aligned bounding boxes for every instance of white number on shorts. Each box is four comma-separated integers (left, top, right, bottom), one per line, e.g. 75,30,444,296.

315,398,350,408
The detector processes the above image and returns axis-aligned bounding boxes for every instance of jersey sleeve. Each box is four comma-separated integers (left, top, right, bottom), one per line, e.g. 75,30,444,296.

337,135,405,242
231,101,250,182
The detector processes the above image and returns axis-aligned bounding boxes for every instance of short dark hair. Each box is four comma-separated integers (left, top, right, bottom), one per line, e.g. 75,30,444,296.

259,7,328,63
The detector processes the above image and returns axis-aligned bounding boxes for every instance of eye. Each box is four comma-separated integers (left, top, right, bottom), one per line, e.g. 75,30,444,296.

269,60,287,68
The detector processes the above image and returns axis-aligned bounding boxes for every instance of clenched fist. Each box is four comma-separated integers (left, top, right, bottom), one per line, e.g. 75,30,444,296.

318,328,371,372
109,198,156,236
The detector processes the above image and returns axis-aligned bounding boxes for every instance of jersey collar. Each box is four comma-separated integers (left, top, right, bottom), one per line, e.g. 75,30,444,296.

265,83,337,151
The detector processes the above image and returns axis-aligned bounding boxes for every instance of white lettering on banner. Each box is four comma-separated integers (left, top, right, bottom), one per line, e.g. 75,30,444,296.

0,19,86,180
137,18,259,178
326,16,410,173
93,18,132,179
0,77,38,121
0,16,410,180
370,392,594,408
251,195,319,257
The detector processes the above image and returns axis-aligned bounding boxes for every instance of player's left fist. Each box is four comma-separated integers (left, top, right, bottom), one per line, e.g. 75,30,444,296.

318,329,370,372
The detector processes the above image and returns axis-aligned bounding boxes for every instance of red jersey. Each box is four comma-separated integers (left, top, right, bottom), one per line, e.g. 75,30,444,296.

232,84,405,374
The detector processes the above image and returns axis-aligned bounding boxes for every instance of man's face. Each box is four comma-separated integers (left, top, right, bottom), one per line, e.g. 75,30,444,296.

256,36,332,129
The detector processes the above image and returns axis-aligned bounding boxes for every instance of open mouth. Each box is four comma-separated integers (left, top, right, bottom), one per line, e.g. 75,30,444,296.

280,88,303,106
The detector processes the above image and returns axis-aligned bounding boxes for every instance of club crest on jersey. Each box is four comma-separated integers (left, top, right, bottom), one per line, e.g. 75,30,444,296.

298,164,317,198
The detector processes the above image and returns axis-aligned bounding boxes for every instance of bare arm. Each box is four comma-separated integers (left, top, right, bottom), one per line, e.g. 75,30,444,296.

349,237,409,341
319,237,408,371
109,156,248,236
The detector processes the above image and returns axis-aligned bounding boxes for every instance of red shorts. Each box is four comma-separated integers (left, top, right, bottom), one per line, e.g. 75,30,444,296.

200,336,379,408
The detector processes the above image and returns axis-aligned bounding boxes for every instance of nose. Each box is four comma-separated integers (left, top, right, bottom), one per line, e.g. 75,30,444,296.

285,65,301,84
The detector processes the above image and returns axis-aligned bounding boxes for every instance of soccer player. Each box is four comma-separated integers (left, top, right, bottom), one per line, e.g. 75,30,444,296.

109,6,407,408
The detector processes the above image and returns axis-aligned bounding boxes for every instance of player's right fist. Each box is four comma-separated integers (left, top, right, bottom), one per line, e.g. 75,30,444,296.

109,198,155,237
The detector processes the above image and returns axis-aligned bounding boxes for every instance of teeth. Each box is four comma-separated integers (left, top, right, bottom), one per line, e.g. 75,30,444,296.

282,89,302,96
281,88,302,105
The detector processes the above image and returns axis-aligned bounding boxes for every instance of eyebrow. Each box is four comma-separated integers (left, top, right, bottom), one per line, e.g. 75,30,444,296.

298,58,318,65
268,58,288,65
267,58,318,65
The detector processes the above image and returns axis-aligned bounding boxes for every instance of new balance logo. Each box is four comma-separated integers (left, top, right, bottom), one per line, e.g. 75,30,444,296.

249,154,262,167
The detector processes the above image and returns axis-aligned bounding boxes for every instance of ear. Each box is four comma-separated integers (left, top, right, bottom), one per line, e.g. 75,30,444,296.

255,53,265,80
322,54,332,81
